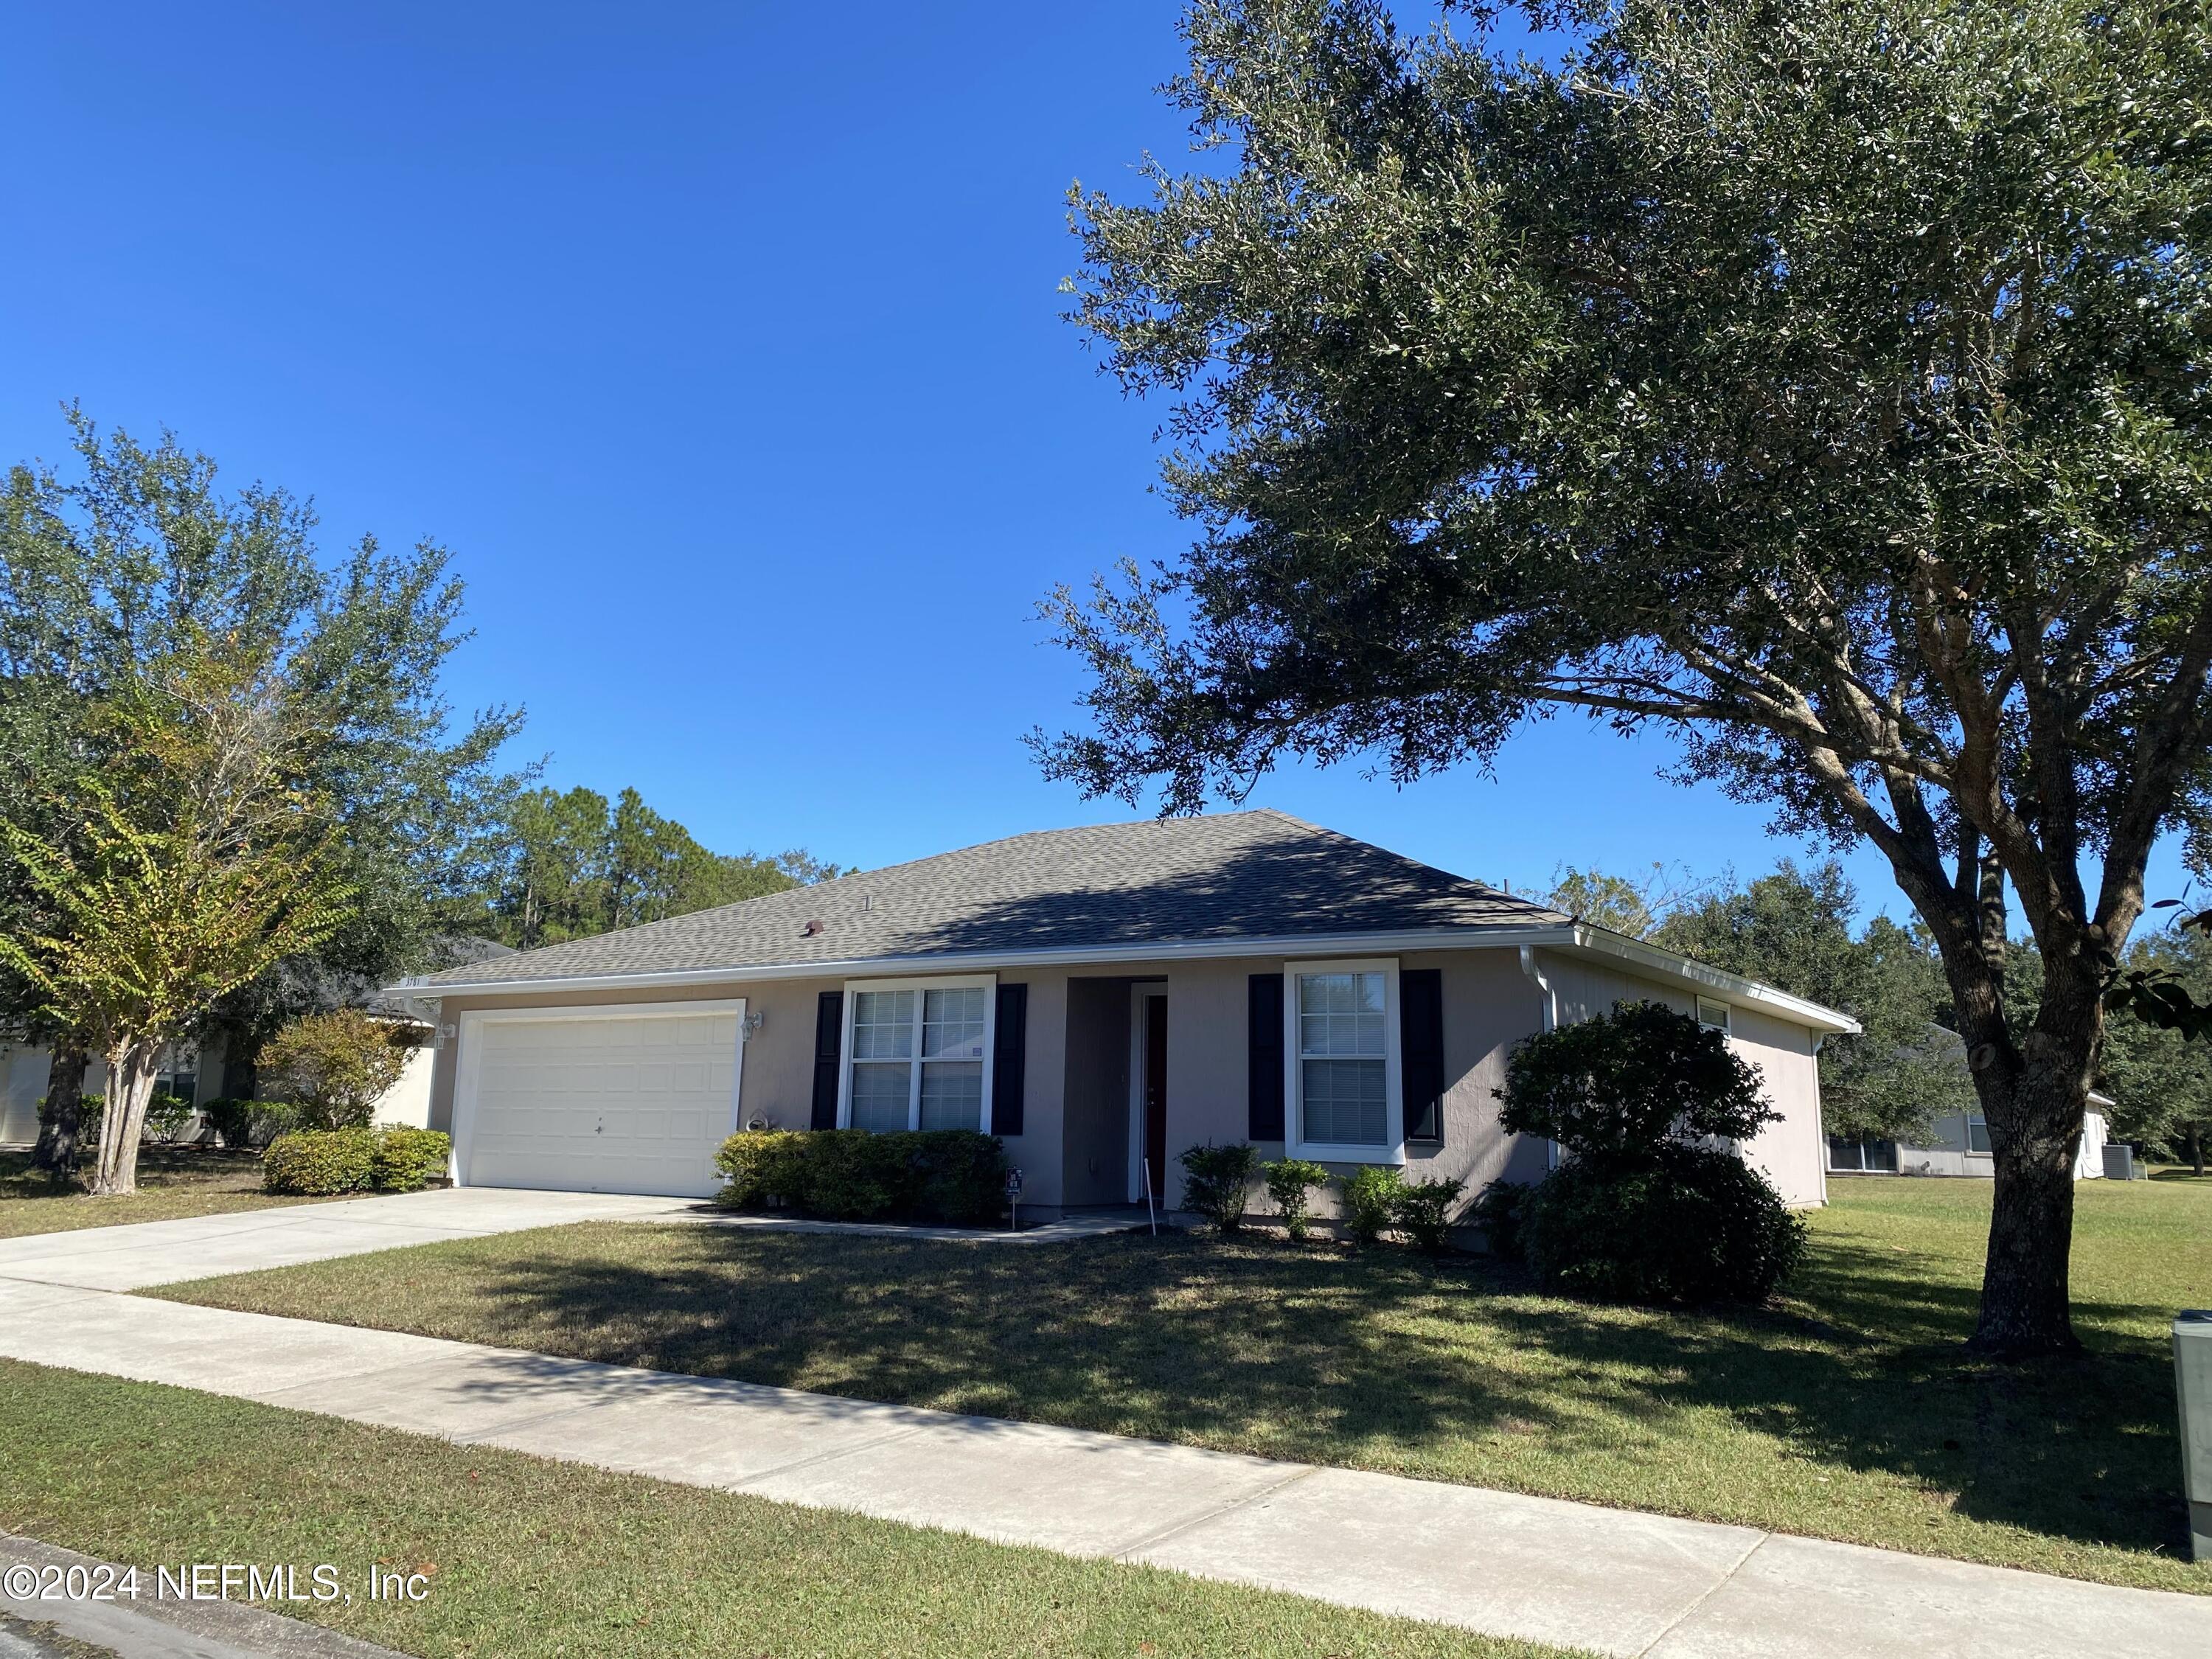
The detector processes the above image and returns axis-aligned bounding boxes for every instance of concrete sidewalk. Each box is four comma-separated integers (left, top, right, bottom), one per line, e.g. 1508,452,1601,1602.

0,1276,2205,1659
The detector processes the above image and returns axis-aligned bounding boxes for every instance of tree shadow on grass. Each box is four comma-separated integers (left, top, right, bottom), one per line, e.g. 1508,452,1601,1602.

460,1223,2195,1565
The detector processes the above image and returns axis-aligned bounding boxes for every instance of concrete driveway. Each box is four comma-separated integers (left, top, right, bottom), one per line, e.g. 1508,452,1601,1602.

0,1187,700,1292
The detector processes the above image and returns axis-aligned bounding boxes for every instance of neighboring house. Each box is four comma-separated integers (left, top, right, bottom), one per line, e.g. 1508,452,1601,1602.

0,1043,203,1144
386,811,1860,1217
1829,1093,2115,1182
0,1025,437,1144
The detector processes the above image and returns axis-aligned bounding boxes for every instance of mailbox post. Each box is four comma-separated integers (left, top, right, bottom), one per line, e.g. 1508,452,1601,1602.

2178,1311,2212,1562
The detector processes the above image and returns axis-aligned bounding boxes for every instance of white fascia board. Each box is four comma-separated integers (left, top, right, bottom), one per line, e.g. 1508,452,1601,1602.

384,920,1860,1035
384,928,1579,1005
1560,927,1863,1034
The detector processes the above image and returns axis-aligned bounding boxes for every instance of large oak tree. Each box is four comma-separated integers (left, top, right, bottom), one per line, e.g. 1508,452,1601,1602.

1040,0,2212,1354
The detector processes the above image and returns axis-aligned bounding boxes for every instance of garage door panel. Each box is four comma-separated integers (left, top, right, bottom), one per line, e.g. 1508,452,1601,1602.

462,1009,741,1199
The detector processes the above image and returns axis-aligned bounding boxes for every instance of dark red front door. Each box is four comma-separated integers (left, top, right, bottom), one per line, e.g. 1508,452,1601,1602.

1143,993,1168,1202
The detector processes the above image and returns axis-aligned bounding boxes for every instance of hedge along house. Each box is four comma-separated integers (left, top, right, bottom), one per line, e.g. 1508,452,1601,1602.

386,812,1859,1217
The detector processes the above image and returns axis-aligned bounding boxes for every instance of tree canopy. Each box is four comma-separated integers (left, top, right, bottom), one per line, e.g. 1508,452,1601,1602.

1040,0,2212,1354
479,785,843,950
1638,863,1975,1141
0,411,526,1029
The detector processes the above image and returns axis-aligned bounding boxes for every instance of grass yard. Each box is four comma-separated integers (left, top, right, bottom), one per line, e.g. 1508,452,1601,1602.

0,1360,1570,1659
0,1147,324,1240
156,1178,2212,1595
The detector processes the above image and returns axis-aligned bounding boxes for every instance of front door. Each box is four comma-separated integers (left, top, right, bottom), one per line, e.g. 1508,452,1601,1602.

1143,993,1168,1203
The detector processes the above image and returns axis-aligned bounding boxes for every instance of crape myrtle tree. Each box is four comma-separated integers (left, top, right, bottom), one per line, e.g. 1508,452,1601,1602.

0,411,529,1106
1037,1,2212,1354
0,644,354,1194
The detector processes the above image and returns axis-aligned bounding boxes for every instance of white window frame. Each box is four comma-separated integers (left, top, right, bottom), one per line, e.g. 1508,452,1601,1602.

1697,997,1732,1034
1284,957,1403,1165
1966,1114,1992,1155
836,974,998,1134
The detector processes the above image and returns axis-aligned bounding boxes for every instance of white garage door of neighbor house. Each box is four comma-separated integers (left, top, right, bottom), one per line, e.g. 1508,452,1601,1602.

459,1005,743,1199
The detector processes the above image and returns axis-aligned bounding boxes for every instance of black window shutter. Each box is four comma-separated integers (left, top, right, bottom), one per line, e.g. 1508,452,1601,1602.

810,990,843,1130
1248,973,1285,1140
1402,968,1445,1142
993,983,1028,1137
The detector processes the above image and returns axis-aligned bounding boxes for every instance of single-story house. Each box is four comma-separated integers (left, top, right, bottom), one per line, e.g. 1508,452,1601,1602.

1828,1093,2115,1182
0,1026,437,1146
385,811,1859,1217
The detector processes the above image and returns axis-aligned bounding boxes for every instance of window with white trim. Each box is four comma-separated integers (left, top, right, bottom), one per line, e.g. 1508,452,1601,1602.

1286,959,1402,1162
1697,998,1731,1034
841,976,995,1133
1966,1115,1992,1155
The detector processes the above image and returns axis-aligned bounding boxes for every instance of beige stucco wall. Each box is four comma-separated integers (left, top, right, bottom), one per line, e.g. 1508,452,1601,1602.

1534,947,1827,1207
426,970,1071,1203
420,939,1829,1214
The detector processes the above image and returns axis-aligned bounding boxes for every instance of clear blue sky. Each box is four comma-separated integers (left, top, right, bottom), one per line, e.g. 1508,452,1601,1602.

1,3,2189,923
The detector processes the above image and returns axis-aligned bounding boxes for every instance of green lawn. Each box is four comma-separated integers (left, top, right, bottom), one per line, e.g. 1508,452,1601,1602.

0,1360,1569,1659
0,1147,325,1240
155,1178,2212,1595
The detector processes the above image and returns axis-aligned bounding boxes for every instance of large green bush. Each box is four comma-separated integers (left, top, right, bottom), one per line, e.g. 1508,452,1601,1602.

1496,1001,1804,1304
371,1128,453,1192
1177,1141,1259,1232
262,1130,376,1194
1523,1144,1806,1304
712,1130,1005,1226
264,1127,451,1195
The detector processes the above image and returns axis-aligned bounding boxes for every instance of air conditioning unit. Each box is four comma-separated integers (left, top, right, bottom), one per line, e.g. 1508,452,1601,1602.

2104,1143,2145,1180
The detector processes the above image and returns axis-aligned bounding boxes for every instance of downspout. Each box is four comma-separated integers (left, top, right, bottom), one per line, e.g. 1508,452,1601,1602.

1812,1034,1830,1206
1519,945,1562,1171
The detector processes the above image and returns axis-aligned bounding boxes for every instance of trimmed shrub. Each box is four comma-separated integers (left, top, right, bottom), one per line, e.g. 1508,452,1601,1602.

1523,1145,1807,1304
371,1127,452,1192
902,1130,1007,1225
1391,1175,1466,1253
1468,1179,1531,1262
263,1129,376,1195
1262,1158,1329,1242
201,1099,300,1150
714,1130,810,1208
1341,1166,1403,1245
1178,1141,1259,1233
711,1130,1006,1226
801,1130,905,1220
142,1091,198,1144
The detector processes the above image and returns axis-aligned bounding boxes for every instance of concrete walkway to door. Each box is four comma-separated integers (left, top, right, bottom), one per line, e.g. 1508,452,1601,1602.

0,1195,2207,1658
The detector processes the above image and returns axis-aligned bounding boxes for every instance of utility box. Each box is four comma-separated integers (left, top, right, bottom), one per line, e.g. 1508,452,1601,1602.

2105,1143,2142,1180
2178,1312,2212,1562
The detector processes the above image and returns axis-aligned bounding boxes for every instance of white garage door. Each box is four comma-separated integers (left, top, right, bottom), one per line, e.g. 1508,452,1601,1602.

458,1004,744,1199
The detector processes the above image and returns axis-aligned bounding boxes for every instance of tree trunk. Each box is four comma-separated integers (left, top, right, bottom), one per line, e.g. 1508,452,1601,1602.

1964,963,2101,1357
1971,1075,2083,1357
88,1043,160,1197
30,1040,90,1180
2192,1124,2205,1179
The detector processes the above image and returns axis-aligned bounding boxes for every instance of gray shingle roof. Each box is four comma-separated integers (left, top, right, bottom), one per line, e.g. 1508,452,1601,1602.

415,810,1569,988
